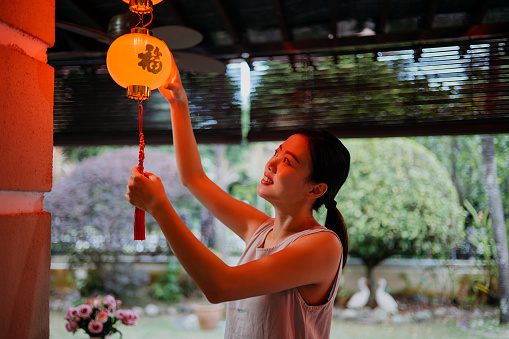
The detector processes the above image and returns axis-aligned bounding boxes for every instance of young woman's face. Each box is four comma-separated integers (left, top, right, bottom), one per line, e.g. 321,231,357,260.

257,134,316,207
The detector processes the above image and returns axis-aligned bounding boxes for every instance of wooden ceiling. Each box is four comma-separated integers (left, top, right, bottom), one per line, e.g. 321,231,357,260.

50,1,509,145
50,0,509,64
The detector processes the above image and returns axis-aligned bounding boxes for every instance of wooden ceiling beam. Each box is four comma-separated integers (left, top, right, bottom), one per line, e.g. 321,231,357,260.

212,0,251,57
376,0,391,35
208,0,246,50
205,23,509,59
329,0,338,40
160,0,194,27
55,29,92,52
66,0,107,31
273,0,297,53
423,0,438,30
472,0,491,25
273,0,291,41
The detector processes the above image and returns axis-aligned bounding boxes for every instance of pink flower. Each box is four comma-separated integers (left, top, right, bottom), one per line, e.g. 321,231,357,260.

77,304,92,319
97,310,109,324
65,307,78,320
122,310,138,326
103,295,116,311
87,297,101,309
115,309,125,320
65,321,78,333
88,320,104,334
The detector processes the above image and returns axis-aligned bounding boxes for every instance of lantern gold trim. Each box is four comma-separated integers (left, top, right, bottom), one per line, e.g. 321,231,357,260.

131,27,152,35
127,85,151,100
128,0,154,14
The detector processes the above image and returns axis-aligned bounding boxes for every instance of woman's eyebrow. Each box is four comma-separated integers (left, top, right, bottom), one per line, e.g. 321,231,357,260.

279,144,300,164
284,149,300,164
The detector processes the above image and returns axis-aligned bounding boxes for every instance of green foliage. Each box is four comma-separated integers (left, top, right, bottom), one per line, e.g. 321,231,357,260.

68,250,150,299
415,134,509,219
151,261,199,302
62,146,118,162
414,135,486,211
70,269,104,297
340,138,466,269
152,261,183,302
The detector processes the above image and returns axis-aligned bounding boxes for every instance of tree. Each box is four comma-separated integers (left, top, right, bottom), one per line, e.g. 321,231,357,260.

339,138,466,286
416,134,509,219
481,134,509,324
415,135,487,211
45,147,203,297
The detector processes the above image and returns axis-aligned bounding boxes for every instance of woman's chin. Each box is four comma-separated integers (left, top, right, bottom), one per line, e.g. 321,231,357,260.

257,184,265,197
257,184,272,200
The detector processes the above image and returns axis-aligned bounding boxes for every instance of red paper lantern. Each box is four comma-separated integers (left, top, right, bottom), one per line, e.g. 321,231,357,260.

106,26,173,241
106,27,173,100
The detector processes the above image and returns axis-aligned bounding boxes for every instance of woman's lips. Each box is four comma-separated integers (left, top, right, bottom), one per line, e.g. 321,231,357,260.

261,173,273,184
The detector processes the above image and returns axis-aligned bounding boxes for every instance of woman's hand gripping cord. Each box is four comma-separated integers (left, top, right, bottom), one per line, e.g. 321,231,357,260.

125,167,170,216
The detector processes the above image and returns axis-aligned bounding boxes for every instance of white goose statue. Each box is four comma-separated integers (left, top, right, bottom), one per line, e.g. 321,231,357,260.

346,277,370,309
375,278,398,313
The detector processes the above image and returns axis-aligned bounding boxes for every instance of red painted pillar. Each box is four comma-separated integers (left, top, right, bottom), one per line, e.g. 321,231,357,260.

0,1,55,338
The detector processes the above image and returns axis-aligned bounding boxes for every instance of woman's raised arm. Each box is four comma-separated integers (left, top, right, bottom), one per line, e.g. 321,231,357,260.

157,56,268,242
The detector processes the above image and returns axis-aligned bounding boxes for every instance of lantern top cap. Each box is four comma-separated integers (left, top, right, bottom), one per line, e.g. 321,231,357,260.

131,27,152,35
122,0,163,4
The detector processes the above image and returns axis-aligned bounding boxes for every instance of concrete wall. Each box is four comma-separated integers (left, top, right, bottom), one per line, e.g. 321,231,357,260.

51,255,484,302
339,258,483,298
0,1,55,337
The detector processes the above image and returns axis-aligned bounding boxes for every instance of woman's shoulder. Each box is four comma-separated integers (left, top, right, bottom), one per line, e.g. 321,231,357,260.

290,226,342,251
245,217,275,244
254,217,275,235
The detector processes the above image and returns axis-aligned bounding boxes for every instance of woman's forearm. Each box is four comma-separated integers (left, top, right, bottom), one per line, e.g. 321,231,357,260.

169,100,206,186
151,198,229,303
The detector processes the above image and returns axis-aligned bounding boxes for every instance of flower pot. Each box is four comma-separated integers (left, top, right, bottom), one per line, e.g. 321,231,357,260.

193,303,224,330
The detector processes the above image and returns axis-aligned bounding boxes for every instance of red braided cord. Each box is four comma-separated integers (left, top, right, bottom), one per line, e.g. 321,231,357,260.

134,101,146,240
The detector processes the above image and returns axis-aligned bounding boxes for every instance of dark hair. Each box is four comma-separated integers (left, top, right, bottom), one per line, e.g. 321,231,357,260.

292,129,350,268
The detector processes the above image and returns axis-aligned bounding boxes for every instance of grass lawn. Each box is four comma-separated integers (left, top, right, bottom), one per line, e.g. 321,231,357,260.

51,311,508,339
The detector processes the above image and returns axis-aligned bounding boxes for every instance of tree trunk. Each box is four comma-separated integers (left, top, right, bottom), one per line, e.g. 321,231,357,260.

450,137,463,202
200,209,215,247
364,261,376,297
214,145,229,262
481,134,509,324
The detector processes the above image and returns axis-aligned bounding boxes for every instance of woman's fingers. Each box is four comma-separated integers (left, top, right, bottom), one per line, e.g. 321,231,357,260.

131,166,143,176
125,168,167,215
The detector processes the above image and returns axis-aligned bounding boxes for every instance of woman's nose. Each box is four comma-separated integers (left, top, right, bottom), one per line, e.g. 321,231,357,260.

267,157,277,173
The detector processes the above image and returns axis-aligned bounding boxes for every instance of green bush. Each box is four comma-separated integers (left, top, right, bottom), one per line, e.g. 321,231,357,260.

71,269,103,297
339,138,466,278
151,261,198,302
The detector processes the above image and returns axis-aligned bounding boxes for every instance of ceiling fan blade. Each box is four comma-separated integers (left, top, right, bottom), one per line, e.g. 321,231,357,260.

56,21,113,44
152,25,203,50
173,51,226,74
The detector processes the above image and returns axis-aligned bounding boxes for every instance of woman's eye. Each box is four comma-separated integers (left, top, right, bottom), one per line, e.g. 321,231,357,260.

274,150,278,156
283,157,291,166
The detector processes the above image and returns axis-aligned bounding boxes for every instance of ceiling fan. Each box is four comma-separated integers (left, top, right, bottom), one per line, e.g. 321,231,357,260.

54,10,226,74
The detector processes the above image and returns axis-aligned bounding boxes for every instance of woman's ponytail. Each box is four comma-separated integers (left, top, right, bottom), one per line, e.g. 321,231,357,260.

325,203,348,268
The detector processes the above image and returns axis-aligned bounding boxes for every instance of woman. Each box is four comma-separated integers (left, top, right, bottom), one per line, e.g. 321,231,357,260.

125,57,350,338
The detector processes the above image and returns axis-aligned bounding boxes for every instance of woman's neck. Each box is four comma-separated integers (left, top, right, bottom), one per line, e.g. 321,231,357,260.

270,211,319,242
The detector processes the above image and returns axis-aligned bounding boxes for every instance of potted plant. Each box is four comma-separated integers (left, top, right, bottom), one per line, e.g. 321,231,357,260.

64,295,138,338
193,302,224,330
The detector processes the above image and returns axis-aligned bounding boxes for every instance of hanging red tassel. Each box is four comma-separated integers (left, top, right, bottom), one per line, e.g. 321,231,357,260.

134,101,146,240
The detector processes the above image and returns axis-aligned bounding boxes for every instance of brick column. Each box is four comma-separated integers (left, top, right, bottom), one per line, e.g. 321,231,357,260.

0,1,55,338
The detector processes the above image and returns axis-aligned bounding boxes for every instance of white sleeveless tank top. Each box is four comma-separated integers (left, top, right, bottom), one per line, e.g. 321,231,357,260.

225,218,343,339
